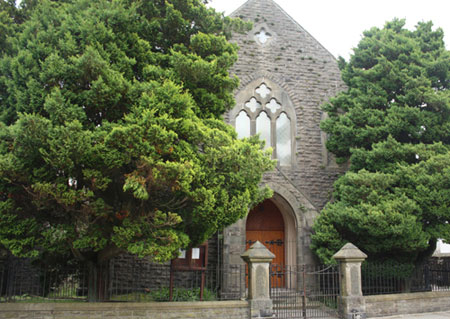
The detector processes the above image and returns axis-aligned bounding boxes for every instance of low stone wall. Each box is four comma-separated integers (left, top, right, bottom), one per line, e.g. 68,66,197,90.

366,291,450,317
0,300,249,319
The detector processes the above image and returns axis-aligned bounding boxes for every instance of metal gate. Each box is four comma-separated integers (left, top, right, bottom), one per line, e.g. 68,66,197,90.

271,264,340,319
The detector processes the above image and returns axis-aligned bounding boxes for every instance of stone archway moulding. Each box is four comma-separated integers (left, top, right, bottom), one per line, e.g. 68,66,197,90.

266,181,319,266
243,181,319,269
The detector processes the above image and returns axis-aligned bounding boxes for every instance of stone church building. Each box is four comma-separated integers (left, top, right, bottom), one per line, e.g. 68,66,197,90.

220,0,346,270
0,0,348,300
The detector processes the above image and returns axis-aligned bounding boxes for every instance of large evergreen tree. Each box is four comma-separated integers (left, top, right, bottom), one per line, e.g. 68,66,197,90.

311,19,450,266
0,0,273,288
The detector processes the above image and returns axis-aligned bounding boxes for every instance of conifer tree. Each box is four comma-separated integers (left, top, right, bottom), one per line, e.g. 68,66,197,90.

0,0,273,299
312,20,450,266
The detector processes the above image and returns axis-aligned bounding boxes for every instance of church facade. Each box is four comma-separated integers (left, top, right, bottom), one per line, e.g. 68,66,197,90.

221,0,346,269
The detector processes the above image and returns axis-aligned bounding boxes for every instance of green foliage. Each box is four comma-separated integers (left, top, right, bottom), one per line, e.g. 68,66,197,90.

362,260,415,282
321,19,450,162
150,287,216,302
0,0,272,267
312,19,450,266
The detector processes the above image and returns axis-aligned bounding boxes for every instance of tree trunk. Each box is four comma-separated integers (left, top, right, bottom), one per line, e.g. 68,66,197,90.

87,261,110,302
76,245,122,302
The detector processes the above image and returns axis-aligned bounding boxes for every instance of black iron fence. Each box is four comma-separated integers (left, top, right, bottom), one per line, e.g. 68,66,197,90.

270,264,340,319
7,255,450,303
0,257,246,302
362,258,450,295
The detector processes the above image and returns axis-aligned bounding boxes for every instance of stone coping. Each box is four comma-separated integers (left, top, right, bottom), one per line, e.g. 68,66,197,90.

0,300,248,312
432,253,450,258
365,290,450,302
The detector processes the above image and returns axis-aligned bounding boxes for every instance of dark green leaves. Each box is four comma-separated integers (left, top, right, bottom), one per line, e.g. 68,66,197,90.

313,19,450,266
0,0,272,265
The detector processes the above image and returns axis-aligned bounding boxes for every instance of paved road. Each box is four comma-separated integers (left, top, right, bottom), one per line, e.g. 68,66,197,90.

376,311,450,319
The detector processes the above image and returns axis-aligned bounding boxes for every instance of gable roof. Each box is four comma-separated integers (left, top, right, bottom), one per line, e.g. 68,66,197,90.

230,0,336,60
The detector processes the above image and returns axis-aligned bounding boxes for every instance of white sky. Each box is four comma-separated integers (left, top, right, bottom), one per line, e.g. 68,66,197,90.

208,0,450,60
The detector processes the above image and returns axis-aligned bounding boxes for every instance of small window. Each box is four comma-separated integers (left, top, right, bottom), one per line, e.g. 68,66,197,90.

255,28,271,45
276,113,291,165
235,110,250,139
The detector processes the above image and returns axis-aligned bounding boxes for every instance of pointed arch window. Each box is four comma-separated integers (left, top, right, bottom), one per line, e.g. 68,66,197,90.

233,81,294,166
276,113,291,165
235,110,251,139
256,111,271,149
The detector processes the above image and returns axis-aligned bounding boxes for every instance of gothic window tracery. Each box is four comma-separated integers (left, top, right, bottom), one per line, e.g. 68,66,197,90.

266,98,281,113
233,82,294,166
245,97,261,113
256,83,271,98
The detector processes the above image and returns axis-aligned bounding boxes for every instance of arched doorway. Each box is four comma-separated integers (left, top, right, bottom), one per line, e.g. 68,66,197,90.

246,199,285,285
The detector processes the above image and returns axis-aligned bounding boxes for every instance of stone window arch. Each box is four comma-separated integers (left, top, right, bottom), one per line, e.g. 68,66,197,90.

230,78,296,166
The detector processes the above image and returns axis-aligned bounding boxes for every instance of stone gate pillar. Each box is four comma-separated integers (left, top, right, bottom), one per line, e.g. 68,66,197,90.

241,241,275,319
333,243,368,319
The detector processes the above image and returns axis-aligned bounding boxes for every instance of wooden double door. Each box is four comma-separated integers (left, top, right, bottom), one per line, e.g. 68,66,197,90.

246,199,285,287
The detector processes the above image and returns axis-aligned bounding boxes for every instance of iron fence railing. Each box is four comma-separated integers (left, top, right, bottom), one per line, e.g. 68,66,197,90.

0,257,246,302
6,255,450,303
362,259,450,295
361,262,409,295
270,264,340,319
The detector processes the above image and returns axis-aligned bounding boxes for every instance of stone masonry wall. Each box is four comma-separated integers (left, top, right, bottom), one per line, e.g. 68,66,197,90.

365,291,450,317
0,301,249,319
222,0,346,271
228,0,346,210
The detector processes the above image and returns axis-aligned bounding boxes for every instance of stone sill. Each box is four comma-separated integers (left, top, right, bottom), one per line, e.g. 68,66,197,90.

365,290,450,302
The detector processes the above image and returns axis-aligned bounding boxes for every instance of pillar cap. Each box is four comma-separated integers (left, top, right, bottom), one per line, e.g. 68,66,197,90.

241,241,275,263
333,243,367,261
